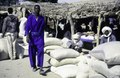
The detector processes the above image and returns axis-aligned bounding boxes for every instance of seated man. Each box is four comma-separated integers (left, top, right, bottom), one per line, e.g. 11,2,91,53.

71,32,83,52
100,26,116,44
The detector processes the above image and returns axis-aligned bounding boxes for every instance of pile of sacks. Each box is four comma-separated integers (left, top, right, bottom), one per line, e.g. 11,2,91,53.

0,33,26,60
44,37,64,53
47,41,120,78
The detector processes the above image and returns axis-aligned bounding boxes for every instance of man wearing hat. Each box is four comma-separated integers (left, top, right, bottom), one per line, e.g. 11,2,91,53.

100,26,116,44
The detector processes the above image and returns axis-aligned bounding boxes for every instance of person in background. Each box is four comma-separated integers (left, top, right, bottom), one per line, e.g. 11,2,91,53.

19,7,28,45
25,5,46,75
2,7,19,60
100,26,116,44
71,32,83,52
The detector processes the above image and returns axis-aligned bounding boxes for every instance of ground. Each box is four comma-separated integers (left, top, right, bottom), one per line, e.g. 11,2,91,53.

0,52,61,78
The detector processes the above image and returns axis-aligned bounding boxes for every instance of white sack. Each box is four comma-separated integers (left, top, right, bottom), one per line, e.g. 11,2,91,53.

51,65,78,78
90,41,120,65
50,48,80,60
76,63,89,78
109,65,120,76
88,59,117,78
0,38,9,60
44,38,63,47
89,68,106,78
44,45,63,52
49,57,79,67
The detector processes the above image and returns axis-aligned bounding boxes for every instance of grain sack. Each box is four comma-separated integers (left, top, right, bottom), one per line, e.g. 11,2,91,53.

90,41,120,65
109,65,120,76
88,59,117,78
76,63,89,78
44,38,63,46
77,54,91,64
51,65,78,78
89,68,106,78
89,50,105,61
50,48,80,60
45,49,54,54
44,45,63,52
49,57,79,67
76,73,88,78
0,38,9,60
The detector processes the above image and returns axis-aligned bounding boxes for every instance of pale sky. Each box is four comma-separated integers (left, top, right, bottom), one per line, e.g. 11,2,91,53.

58,0,82,3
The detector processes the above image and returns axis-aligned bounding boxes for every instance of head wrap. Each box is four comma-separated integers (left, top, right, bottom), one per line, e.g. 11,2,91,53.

102,26,112,37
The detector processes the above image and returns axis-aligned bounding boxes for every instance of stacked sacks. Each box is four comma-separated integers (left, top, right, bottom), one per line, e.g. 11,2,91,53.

49,48,80,66
76,54,119,78
89,41,120,65
50,48,80,78
44,37,63,53
88,41,120,78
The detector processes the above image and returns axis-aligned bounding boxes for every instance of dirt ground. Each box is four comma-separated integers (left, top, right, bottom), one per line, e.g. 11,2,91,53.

0,51,61,78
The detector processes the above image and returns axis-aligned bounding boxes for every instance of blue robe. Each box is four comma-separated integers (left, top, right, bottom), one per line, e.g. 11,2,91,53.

25,14,45,68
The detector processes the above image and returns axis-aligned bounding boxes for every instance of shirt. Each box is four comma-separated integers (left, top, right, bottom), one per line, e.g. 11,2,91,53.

25,14,45,37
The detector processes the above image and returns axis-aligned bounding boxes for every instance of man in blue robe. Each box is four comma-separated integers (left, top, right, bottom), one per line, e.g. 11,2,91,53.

25,5,45,75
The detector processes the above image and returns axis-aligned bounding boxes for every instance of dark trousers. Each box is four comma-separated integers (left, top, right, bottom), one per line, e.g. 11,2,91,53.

29,44,44,68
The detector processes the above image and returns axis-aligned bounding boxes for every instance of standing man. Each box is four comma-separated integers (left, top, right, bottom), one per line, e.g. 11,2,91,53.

25,5,45,75
2,7,19,60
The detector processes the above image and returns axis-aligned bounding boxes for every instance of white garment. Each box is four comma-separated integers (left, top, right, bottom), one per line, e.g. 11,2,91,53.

58,23,64,30
19,17,27,36
5,32,17,60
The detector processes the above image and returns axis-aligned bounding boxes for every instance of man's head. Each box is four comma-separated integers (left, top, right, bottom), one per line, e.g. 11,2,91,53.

8,7,13,14
34,5,40,16
102,26,112,36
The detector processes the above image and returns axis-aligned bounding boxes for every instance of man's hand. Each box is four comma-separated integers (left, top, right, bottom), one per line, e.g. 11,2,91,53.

26,35,30,43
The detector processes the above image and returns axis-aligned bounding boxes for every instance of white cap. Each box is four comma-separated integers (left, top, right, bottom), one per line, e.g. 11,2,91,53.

102,26,112,34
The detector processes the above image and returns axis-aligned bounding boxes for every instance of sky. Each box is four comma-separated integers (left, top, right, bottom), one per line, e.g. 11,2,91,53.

58,0,82,3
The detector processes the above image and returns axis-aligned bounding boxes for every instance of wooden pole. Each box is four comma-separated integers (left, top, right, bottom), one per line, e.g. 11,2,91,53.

96,15,102,46
68,13,74,40
55,18,59,38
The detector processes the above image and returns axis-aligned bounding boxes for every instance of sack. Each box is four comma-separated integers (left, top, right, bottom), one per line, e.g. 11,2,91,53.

44,38,63,47
50,48,80,60
90,41,120,65
0,38,9,60
89,69,106,78
44,45,63,52
88,59,117,78
51,65,78,78
109,65,120,76
76,63,89,78
49,57,79,67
